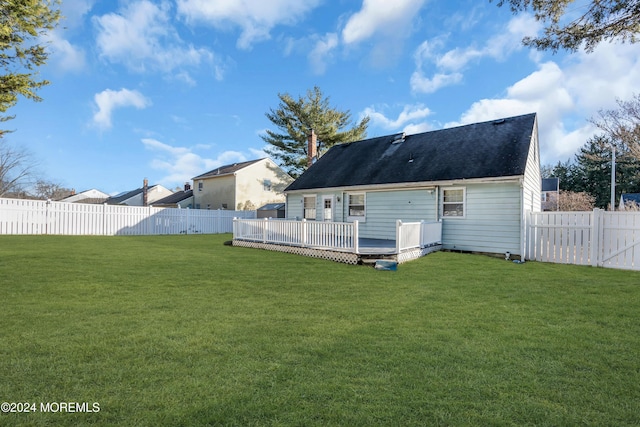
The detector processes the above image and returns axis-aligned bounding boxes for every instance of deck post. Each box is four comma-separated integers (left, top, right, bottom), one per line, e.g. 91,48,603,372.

302,219,307,247
232,217,237,239
263,217,268,243
396,220,402,253
420,220,425,248
353,220,359,254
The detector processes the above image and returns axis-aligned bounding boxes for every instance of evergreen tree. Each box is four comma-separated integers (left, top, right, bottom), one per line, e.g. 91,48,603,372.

262,86,369,178
493,0,640,52
547,159,581,193
575,135,640,209
1,0,62,137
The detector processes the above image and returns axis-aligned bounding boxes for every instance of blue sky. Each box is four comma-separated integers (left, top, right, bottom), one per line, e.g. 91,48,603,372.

9,0,640,195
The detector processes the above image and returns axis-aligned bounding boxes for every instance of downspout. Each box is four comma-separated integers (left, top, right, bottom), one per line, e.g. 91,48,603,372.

434,186,439,221
520,177,526,260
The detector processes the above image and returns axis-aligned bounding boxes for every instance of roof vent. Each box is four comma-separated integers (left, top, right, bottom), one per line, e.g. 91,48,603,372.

392,132,406,144
493,119,506,125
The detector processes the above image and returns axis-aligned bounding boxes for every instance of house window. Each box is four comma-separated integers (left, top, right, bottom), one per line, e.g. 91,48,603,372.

303,196,316,220
263,179,272,192
198,181,203,191
443,188,465,217
348,193,365,220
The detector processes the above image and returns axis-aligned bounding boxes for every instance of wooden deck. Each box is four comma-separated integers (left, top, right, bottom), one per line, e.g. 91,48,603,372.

232,218,442,265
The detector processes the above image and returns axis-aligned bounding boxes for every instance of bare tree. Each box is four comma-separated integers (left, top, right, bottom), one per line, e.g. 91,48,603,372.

558,190,596,211
32,179,73,200
591,94,640,159
0,140,34,196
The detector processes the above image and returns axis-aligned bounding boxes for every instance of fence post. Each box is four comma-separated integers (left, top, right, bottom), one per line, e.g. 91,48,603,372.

45,199,51,235
589,208,602,267
396,220,402,253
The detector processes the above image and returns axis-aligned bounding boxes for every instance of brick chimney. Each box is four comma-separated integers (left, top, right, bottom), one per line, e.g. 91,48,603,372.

184,182,191,192
307,129,317,167
143,178,149,206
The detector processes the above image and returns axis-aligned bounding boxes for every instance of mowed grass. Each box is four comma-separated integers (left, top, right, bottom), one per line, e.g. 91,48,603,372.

1,235,639,426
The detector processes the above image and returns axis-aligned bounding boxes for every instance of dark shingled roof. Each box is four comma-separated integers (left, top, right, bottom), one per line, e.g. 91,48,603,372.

258,203,286,211
193,159,263,180
154,190,193,205
286,113,537,192
621,193,640,204
542,178,559,192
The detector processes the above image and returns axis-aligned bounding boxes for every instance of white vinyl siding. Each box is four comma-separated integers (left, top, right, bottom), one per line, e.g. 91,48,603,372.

357,189,437,240
441,183,522,255
286,194,303,219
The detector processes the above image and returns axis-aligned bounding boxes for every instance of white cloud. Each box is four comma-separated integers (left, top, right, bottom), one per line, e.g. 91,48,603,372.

308,33,339,75
94,0,223,78
142,138,247,186
362,103,433,132
452,41,640,164
60,0,95,27
93,89,151,130
176,0,321,50
410,71,463,94
46,31,86,72
411,14,541,94
342,0,426,45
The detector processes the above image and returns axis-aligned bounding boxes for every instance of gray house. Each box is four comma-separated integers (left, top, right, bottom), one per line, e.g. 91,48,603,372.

284,113,542,258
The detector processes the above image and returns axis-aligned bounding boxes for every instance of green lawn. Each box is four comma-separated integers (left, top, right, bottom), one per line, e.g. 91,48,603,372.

1,234,639,426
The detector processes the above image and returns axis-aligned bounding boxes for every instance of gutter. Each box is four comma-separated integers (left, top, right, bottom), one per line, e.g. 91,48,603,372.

284,175,524,195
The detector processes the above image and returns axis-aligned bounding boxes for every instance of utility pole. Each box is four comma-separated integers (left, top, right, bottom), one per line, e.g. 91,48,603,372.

610,144,616,211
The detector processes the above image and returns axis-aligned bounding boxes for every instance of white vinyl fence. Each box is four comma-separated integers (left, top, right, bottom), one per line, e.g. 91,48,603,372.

0,197,255,236
527,209,640,271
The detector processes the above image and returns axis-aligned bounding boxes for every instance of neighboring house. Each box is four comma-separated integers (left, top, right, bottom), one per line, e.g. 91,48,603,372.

619,193,640,210
106,179,173,206
192,158,293,210
153,183,194,208
59,189,109,204
284,113,541,258
257,202,286,218
541,177,560,211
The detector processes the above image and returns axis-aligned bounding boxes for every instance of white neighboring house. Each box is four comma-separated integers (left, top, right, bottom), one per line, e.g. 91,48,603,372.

106,179,173,206
59,189,109,204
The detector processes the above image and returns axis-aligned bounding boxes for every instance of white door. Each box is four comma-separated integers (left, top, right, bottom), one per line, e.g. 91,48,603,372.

322,196,333,221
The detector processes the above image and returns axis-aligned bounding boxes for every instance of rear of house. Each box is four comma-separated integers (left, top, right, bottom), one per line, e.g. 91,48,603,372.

284,113,541,258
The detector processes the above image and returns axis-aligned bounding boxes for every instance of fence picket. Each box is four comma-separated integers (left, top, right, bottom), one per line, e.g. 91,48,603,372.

0,197,255,235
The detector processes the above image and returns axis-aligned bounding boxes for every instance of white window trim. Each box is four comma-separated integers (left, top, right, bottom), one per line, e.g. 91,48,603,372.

347,192,366,222
303,194,317,221
441,187,466,219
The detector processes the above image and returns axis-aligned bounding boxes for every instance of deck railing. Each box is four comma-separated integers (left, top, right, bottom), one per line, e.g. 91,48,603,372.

396,220,443,252
233,218,359,252
234,218,442,254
